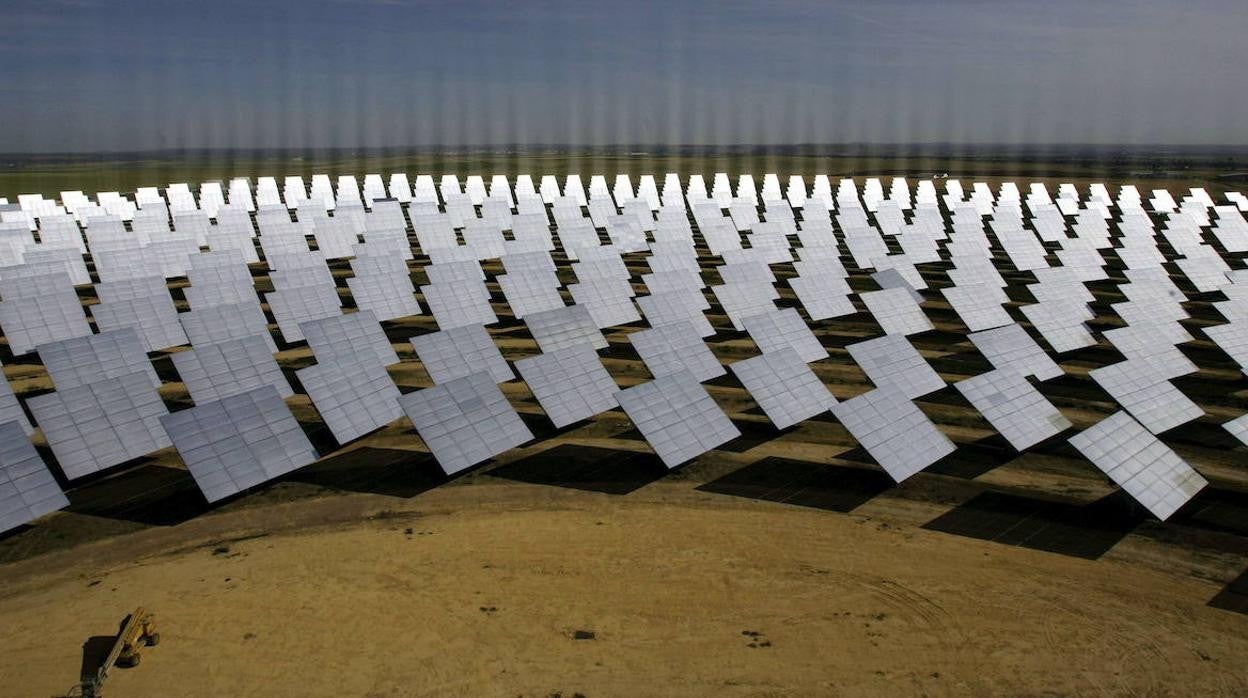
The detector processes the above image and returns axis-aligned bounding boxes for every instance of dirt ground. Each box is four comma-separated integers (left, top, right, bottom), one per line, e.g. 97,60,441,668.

0,476,1245,698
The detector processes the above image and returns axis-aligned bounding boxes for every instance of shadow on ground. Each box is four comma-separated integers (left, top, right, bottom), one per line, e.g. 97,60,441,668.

921,489,1146,560
489,444,666,495
696,456,893,513
288,447,445,498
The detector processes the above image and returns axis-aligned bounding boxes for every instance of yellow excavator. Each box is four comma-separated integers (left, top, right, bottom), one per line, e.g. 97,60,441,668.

77,608,159,698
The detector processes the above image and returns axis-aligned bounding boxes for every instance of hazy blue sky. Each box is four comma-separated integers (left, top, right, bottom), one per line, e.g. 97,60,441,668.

1,0,1244,151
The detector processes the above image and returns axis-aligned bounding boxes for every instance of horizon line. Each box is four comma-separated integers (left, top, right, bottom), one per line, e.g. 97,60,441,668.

4,143,1248,159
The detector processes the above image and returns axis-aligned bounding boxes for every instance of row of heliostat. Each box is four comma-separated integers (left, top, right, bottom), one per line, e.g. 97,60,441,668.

0,175,1245,535
6,174,1244,223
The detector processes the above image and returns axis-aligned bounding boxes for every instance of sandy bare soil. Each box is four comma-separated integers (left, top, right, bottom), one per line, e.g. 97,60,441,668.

1,478,1245,698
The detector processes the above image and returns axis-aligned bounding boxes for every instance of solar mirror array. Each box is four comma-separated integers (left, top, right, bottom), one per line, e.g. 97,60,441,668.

1,171,1246,540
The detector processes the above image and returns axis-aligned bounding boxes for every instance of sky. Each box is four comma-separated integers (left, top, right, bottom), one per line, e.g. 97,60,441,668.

0,0,1245,152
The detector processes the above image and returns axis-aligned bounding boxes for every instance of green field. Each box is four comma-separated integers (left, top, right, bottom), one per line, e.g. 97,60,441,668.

2,147,1245,200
